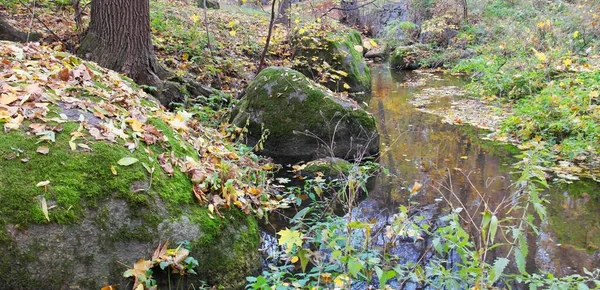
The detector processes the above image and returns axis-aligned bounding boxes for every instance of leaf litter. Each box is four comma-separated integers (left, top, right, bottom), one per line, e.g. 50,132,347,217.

0,41,284,215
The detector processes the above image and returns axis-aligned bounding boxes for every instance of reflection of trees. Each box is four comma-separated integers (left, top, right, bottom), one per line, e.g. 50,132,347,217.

546,181,600,251
369,65,600,275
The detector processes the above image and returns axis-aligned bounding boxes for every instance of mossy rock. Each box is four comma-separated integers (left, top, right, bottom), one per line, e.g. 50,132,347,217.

302,157,353,179
0,123,259,289
195,0,220,9
292,29,371,103
390,45,425,71
232,67,379,163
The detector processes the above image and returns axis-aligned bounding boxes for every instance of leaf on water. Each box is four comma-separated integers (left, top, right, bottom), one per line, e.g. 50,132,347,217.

118,157,139,166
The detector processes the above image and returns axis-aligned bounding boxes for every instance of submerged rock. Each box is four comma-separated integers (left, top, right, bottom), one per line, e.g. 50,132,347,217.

390,45,425,71
292,29,371,102
232,67,379,163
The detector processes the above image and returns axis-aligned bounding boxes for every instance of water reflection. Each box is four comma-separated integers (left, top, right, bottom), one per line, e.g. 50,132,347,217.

366,65,600,275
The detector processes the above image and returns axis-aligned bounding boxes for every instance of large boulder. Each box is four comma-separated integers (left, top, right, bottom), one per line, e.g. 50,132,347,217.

231,67,379,163
292,29,371,102
0,41,262,290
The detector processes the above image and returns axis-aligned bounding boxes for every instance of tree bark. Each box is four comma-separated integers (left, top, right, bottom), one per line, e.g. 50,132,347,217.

78,0,161,88
0,16,40,42
276,0,291,27
340,0,361,27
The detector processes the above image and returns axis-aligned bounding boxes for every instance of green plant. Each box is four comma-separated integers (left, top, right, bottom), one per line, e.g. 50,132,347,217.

123,241,201,290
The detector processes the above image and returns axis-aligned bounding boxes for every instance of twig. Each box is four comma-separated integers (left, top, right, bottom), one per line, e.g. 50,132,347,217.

203,0,222,87
319,0,377,19
17,0,72,51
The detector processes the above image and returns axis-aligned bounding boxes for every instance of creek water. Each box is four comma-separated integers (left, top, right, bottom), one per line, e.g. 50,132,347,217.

361,65,600,278
259,66,600,286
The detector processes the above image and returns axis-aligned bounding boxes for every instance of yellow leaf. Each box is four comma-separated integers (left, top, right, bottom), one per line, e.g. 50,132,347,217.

334,274,350,287
111,165,118,175
182,53,189,61
343,83,351,90
369,39,378,47
229,30,236,37
126,118,144,132
290,256,299,263
533,49,547,62
277,228,303,252
410,181,422,194
190,14,200,23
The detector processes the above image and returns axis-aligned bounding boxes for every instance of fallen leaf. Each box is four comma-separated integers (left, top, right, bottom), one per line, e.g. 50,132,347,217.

410,181,423,194
158,153,174,176
36,146,49,155
0,93,18,105
111,165,118,175
118,157,139,166
40,196,50,222
36,180,50,187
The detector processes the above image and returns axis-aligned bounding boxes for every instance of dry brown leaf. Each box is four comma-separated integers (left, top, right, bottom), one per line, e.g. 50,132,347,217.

36,146,50,155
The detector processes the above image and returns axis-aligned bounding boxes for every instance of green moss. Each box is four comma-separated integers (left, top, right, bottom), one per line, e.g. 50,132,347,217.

186,207,260,288
0,122,152,225
304,157,353,177
292,30,371,98
239,67,376,142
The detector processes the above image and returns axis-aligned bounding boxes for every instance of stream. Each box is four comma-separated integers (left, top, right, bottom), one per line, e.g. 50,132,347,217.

363,65,600,277
260,65,600,286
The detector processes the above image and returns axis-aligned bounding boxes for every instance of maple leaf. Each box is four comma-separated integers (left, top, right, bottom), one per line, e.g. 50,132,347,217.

277,228,303,253
123,259,154,290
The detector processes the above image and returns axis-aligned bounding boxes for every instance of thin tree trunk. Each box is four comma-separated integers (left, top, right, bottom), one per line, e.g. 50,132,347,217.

461,0,468,24
276,0,291,27
340,0,361,27
258,0,277,73
78,0,161,88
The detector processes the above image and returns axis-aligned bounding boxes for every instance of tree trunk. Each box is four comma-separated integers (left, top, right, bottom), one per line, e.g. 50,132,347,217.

78,0,161,88
340,0,361,27
461,0,468,25
276,0,291,27
0,16,40,42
